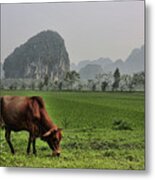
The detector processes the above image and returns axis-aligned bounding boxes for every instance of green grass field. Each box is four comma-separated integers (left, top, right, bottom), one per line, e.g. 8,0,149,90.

0,91,145,170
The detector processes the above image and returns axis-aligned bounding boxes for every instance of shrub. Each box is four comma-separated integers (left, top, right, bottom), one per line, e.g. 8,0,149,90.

112,119,133,130
103,150,116,158
61,117,70,129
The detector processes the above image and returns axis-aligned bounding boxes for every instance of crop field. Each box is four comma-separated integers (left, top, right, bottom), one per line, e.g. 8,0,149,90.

0,91,145,170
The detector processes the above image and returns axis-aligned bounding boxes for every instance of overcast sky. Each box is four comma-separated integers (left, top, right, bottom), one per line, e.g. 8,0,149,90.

1,1,144,64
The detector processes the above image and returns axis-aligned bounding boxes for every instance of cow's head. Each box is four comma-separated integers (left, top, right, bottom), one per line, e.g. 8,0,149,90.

42,127,62,157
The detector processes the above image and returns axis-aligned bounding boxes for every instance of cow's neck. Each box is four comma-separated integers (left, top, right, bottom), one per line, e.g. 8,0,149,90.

40,109,56,133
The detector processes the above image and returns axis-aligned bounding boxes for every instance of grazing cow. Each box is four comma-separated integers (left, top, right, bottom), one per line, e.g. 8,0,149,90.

0,96,62,156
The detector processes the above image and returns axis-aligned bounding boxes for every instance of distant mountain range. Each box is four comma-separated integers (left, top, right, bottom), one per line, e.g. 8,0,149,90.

79,64,103,80
71,45,144,80
1,44,144,80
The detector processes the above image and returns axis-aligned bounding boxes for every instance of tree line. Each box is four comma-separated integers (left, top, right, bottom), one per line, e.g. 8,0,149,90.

0,68,144,91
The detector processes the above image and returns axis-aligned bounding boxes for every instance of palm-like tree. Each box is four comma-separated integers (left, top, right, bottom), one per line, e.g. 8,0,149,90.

64,71,80,90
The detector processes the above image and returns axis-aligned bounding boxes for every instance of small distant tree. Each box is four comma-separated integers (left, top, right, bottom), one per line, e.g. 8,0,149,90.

87,79,93,90
92,83,96,91
9,82,17,90
9,84,14,90
128,77,135,92
102,72,113,91
21,82,26,90
132,71,145,89
53,81,58,90
78,83,83,91
101,81,108,91
112,68,120,91
58,81,63,90
32,82,35,90
38,81,44,90
64,71,80,90
95,73,104,90
44,74,49,86
0,81,4,90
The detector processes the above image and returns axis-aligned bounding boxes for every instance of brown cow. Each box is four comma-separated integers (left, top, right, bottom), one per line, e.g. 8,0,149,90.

0,96,62,156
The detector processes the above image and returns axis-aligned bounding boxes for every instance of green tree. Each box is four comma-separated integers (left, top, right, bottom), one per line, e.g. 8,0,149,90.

132,72,145,87
92,84,96,91
101,81,108,91
87,79,96,91
31,81,35,90
87,79,93,90
21,82,26,90
64,71,80,90
44,74,49,86
58,82,63,91
78,83,83,91
38,81,44,90
112,68,120,91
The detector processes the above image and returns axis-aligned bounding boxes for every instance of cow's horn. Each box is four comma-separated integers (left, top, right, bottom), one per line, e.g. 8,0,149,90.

43,129,53,137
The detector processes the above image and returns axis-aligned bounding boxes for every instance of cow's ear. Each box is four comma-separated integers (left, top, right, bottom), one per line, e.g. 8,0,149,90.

29,99,40,120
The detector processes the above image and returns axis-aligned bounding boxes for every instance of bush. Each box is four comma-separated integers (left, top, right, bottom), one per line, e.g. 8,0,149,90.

112,119,133,130
61,117,70,129
103,150,116,158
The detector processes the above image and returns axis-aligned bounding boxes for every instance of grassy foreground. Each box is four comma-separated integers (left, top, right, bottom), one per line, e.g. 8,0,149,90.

0,91,145,170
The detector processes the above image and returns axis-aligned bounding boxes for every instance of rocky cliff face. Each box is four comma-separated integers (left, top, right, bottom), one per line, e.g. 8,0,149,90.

3,30,70,80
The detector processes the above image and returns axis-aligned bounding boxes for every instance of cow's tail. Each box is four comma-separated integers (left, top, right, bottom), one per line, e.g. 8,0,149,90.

0,96,4,128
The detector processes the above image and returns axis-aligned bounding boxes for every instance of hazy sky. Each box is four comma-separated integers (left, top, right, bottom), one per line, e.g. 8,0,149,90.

1,1,144,64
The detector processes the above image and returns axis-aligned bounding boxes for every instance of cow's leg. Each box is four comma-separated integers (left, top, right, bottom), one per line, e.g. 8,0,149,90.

5,128,15,154
27,133,36,155
27,133,32,154
32,139,37,155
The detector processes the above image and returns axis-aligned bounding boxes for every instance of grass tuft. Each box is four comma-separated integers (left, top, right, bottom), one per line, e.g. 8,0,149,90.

112,119,133,130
